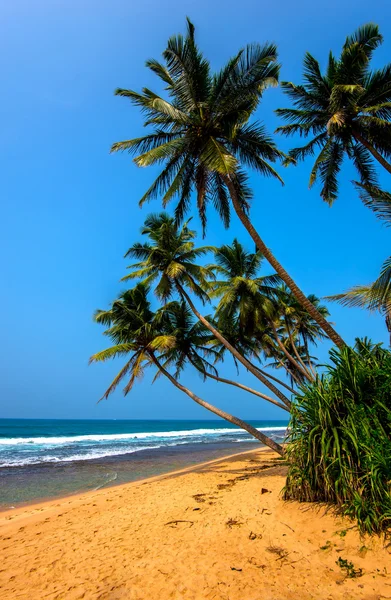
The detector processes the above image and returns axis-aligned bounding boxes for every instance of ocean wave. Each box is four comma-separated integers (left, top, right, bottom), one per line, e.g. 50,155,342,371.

0,445,162,467
0,426,287,446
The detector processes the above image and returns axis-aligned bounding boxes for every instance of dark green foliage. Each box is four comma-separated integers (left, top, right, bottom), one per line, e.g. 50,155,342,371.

336,557,363,578
276,23,391,203
112,19,284,233
284,338,391,535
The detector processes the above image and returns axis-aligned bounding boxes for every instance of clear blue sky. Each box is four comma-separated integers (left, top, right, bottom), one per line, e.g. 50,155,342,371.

1,0,390,420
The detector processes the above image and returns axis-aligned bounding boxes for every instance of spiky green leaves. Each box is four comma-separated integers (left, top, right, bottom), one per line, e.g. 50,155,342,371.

123,212,215,304
112,19,284,230
277,23,391,203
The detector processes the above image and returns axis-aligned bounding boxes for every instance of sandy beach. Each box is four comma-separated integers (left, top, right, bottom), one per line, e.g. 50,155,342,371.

1,448,390,600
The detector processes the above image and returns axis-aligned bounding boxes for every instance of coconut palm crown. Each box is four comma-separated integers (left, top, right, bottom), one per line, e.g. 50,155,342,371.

111,17,284,232
276,23,391,204
210,239,282,335
122,212,215,303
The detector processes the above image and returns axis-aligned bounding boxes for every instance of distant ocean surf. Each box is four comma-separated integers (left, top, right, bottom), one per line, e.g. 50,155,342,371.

0,419,288,508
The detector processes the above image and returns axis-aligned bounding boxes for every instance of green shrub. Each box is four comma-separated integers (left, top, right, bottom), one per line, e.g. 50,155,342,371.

284,338,391,535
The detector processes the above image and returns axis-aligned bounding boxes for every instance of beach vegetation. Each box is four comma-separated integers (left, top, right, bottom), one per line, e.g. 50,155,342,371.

336,557,363,578
90,282,284,454
284,339,391,535
111,17,344,347
92,18,391,536
276,23,391,203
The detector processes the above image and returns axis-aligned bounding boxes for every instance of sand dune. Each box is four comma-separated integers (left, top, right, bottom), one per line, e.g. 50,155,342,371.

1,448,390,599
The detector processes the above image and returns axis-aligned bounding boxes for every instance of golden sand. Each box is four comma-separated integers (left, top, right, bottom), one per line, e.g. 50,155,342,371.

1,448,390,599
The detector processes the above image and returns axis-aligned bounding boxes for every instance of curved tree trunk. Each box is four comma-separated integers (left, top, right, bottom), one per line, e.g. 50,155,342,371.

189,360,290,411
284,318,315,381
276,358,301,385
290,339,314,381
254,366,296,394
222,175,346,349
177,283,292,408
353,131,391,175
270,322,314,383
305,349,317,378
149,353,284,455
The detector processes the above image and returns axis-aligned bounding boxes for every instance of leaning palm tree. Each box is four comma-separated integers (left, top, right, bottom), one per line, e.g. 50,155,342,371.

210,240,313,381
272,284,329,378
204,311,296,396
90,283,284,454
124,212,291,408
276,23,391,203
267,341,318,387
111,17,344,348
155,301,288,411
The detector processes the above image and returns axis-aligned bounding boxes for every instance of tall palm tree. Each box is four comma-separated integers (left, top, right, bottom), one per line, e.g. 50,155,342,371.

123,212,291,408
90,283,284,454
111,17,345,349
276,23,391,203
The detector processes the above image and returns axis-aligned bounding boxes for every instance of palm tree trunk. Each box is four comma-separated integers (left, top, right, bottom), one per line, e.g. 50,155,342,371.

189,360,290,411
305,349,317,378
149,353,284,455
254,366,296,394
270,321,313,383
284,318,315,381
353,131,391,175
177,283,292,408
222,175,346,349
276,358,301,385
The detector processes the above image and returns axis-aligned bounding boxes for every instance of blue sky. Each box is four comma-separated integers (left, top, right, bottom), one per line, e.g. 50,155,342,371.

1,0,390,420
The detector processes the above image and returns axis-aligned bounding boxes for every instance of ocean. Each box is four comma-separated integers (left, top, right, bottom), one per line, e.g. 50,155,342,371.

0,419,288,509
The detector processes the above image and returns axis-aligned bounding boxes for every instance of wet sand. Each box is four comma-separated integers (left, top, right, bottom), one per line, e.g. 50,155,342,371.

1,448,390,599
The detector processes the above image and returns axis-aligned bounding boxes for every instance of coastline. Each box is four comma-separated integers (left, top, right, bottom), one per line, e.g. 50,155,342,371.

0,418,288,509
0,446,267,517
1,448,390,600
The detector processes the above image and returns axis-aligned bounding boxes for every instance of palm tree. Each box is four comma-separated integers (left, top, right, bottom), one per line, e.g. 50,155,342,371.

90,284,284,454
326,272,391,344
209,239,313,381
266,341,318,387
272,284,329,377
123,212,292,408
203,312,296,396
155,300,288,411
111,17,345,349
276,23,391,204
327,183,391,341
210,238,281,335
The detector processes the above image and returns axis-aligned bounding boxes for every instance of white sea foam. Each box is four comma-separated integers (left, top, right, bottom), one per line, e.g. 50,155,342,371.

0,445,161,467
0,426,287,447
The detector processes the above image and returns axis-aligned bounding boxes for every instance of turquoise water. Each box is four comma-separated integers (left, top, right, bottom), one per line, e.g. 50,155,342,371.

0,419,288,508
